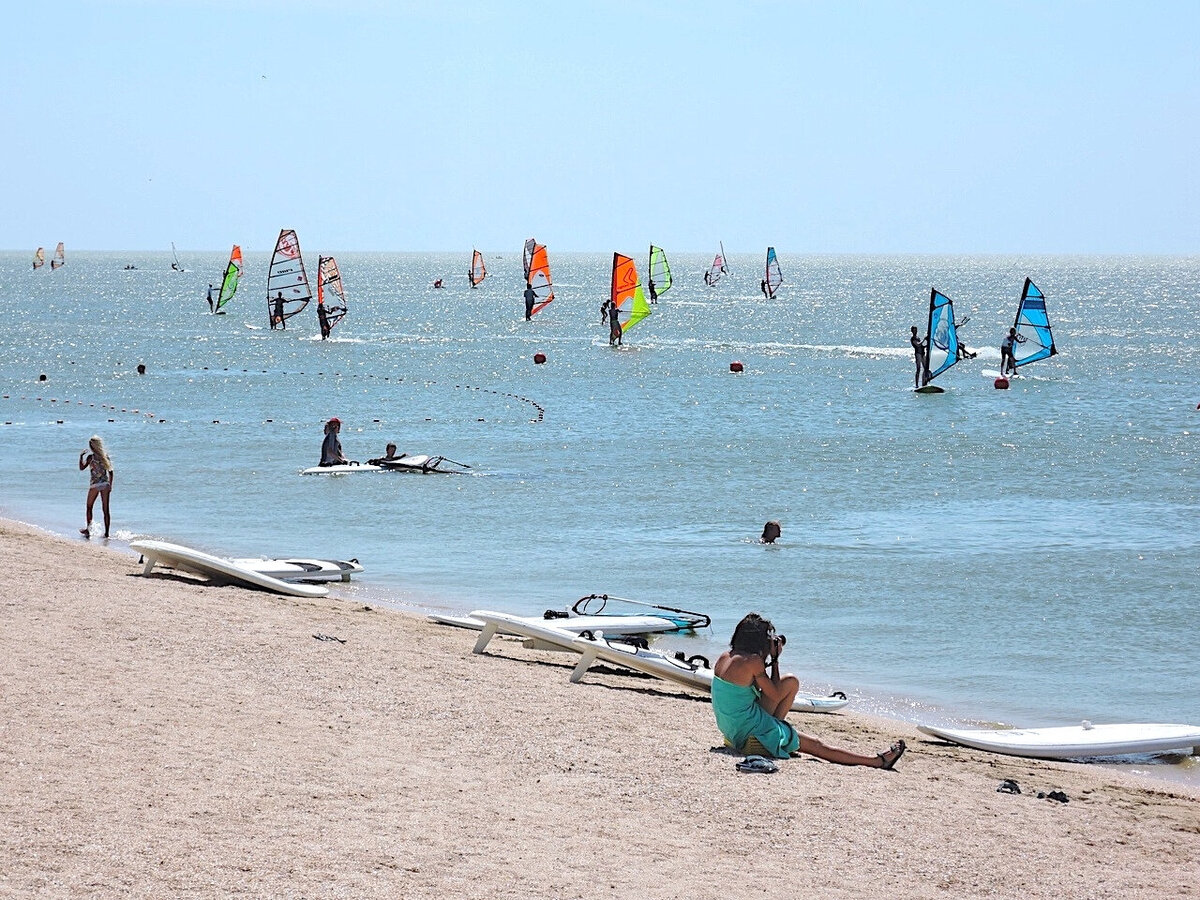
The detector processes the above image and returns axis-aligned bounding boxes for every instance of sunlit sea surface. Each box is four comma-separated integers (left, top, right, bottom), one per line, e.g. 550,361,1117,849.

3,249,1198,782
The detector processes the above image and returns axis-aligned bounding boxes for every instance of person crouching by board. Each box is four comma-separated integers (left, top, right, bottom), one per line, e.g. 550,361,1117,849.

320,418,349,467
712,613,907,768
367,442,405,466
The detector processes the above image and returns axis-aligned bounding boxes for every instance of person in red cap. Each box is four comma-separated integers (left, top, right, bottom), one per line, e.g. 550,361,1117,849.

320,417,348,467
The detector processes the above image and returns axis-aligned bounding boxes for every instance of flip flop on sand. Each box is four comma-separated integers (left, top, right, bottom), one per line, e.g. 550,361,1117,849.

997,779,1022,795
736,755,778,774
878,740,907,771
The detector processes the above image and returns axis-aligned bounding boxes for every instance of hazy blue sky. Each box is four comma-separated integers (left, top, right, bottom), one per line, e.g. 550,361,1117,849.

6,1,1198,253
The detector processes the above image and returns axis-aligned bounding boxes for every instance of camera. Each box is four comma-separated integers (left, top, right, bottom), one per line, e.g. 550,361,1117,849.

773,633,787,648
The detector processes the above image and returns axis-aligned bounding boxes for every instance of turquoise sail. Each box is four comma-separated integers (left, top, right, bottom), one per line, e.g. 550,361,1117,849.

1012,278,1057,368
926,288,959,381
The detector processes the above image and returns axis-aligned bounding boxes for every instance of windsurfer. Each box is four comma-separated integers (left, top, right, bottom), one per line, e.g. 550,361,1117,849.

524,281,537,321
207,284,215,313
608,299,622,346
648,279,658,304
433,279,443,289
318,304,331,340
704,269,712,286
1000,327,1025,376
910,326,931,388
320,418,349,467
760,279,769,299
272,293,286,330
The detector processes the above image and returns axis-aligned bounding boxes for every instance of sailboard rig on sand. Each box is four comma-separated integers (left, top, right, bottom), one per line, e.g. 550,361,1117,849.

763,247,782,298
469,248,486,288
211,244,242,314
316,256,348,339
611,252,653,338
50,242,65,270
916,288,960,393
32,247,45,270
647,245,672,302
526,242,555,316
266,228,312,328
171,242,184,272
704,241,728,286
1009,278,1057,371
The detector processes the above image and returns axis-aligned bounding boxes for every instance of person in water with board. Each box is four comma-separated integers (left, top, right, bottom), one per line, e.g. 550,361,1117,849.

272,293,286,330
1000,327,1025,376
320,418,349,467
712,613,906,767
79,435,115,539
367,443,405,466
909,326,930,388
608,298,622,346
523,281,536,321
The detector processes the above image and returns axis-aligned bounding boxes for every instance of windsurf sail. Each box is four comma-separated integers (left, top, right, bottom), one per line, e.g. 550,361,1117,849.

214,244,242,313
924,288,960,383
32,247,44,270
522,238,537,281
1011,278,1057,369
50,242,65,270
764,247,782,298
469,248,486,287
527,243,555,315
266,228,312,326
611,252,653,335
647,245,672,298
316,256,348,338
704,242,727,285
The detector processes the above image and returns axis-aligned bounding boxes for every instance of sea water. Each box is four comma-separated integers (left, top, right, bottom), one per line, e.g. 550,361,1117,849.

2,250,1197,777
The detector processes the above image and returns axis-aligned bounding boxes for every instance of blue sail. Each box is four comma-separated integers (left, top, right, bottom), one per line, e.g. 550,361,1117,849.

926,288,959,381
1012,278,1057,368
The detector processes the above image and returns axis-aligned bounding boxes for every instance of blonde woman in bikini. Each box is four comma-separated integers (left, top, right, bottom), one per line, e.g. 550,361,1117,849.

79,435,114,538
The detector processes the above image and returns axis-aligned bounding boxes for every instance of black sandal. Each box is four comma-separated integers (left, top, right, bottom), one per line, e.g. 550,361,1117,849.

878,739,906,770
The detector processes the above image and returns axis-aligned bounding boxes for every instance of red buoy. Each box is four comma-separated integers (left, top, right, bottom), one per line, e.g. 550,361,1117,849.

994,377,1009,390
729,361,744,373
533,352,547,365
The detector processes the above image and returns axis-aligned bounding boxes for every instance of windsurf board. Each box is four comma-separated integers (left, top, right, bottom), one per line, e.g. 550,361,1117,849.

300,463,382,475
131,539,328,598
918,722,1200,759
439,610,699,637
230,557,364,583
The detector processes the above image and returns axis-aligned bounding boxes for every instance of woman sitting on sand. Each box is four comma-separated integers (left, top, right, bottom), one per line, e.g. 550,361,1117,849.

713,613,906,768
78,435,114,539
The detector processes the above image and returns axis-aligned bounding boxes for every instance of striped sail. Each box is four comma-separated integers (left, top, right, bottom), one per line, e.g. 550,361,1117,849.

765,247,782,298
647,245,672,296
527,243,555,315
925,288,960,382
215,244,242,312
32,247,44,269
50,242,64,270
522,238,536,281
266,228,312,325
469,249,486,287
317,256,348,335
612,252,653,335
705,242,727,285
1012,278,1057,369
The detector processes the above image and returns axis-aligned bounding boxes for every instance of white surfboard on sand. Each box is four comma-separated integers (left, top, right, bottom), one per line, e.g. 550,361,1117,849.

918,722,1200,759
230,557,363,583
470,610,849,714
131,539,328,598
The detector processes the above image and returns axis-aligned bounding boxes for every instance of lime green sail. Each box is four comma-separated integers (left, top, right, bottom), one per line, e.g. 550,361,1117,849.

214,244,243,313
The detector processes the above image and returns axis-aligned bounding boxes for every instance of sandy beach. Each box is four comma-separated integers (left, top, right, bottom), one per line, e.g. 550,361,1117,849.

1,518,1197,899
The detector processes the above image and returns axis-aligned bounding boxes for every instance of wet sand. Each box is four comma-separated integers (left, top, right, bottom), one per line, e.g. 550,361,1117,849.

1,518,1197,898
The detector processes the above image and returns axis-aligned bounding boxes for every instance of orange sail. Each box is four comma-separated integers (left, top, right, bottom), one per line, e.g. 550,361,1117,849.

469,248,486,287
527,243,554,316
610,253,652,334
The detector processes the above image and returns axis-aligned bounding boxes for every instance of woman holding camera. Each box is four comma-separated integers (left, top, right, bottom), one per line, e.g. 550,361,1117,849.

712,613,906,768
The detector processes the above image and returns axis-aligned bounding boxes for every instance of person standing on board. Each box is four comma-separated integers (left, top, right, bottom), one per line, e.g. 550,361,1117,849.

317,303,331,340
207,284,215,313
608,298,623,346
320,418,348,467
272,293,286,330
1000,327,1025,376
909,326,930,388
648,279,658,304
523,281,537,321
79,435,114,539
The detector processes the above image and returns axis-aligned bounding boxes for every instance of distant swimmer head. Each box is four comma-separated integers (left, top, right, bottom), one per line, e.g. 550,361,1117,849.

761,520,781,544
136,364,146,375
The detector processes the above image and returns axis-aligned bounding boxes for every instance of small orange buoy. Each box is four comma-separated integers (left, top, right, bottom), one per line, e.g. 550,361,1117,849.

533,352,547,364
730,361,744,373
994,377,1009,390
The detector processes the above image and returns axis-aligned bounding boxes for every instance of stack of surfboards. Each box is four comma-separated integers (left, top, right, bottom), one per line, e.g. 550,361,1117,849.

466,610,849,714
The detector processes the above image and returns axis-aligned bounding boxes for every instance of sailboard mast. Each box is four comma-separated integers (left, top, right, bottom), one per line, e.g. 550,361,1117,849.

1011,278,1057,370
647,245,672,299
764,247,782,298
316,256,348,338
923,287,960,385
213,244,242,313
720,240,728,274
527,243,555,316
469,248,486,287
266,228,312,327
611,252,653,336
32,247,45,270
50,242,65,270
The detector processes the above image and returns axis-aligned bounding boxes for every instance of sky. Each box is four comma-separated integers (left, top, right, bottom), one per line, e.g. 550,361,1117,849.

5,0,1199,254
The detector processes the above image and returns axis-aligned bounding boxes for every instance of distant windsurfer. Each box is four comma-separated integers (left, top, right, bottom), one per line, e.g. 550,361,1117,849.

704,269,713,286
320,418,348,467
648,280,658,304
910,326,930,388
207,284,215,313
318,303,331,340
433,279,444,289
760,279,769,299
608,298,622,346
468,269,476,289
1000,327,1025,376
172,262,181,272
524,281,536,321
600,299,608,323
272,293,286,330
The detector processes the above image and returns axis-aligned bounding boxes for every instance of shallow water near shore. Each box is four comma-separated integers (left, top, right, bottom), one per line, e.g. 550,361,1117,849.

2,249,1198,781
